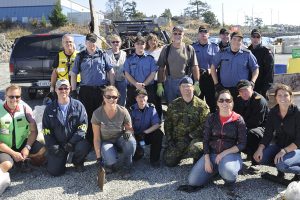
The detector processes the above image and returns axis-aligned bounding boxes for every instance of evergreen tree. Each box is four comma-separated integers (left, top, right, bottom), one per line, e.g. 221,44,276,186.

48,0,68,27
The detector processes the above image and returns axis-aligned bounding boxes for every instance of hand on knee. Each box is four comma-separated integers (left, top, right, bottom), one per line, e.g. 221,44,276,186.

0,161,13,173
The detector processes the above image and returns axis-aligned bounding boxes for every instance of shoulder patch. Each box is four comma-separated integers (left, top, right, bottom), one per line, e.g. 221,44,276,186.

255,95,261,100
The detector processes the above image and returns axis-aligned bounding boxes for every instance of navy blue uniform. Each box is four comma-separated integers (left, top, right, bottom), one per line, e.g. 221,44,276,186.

42,98,90,176
72,49,113,145
130,103,163,163
193,41,219,112
123,53,158,109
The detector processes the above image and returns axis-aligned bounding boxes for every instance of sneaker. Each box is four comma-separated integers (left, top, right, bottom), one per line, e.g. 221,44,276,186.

74,164,85,172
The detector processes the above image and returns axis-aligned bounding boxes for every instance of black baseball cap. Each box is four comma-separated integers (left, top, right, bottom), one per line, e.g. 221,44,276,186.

230,31,243,39
219,28,229,34
251,29,261,37
86,33,97,43
198,25,208,33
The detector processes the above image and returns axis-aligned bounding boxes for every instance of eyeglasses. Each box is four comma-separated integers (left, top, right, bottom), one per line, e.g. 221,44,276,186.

111,41,120,44
218,98,233,103
173,32,182,36
58,87,69,91
104,95,118,100
8,95,21,99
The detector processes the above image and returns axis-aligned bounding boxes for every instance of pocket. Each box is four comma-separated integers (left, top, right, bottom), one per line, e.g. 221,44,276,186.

16,118,27,127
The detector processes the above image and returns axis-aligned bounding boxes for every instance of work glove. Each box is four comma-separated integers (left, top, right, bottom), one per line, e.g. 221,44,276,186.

156,83,164,97
96,157,105,168
70,90,78,99
214,83,225,93
123,131,132,141
193,81,201,96
64,143,74,152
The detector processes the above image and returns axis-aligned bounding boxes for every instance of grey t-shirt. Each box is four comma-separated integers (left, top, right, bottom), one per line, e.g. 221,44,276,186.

157,43,198,79
91,105,131,142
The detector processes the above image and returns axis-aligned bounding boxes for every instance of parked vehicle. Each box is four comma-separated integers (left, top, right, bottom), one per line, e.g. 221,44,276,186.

9,33,85,99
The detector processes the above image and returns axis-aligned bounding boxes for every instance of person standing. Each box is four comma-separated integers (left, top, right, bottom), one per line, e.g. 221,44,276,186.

211,31,259,99
248,29,274,98
218,28,230,51
123,36,158,109
92,86,136,178
106,34,127,106
163,76,209,167
43,79,90,176
145,33,164,119
192,26,219,112
130,89,163,167
50,34,79,94
70,33,115,146
157,26,200,104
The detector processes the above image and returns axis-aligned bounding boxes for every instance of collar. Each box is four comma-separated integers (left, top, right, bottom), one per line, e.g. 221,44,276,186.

133,103,149,110
4,102,20,114
133,52,147,57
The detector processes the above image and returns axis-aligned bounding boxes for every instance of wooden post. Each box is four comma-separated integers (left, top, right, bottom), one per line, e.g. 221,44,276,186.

89,0,101,48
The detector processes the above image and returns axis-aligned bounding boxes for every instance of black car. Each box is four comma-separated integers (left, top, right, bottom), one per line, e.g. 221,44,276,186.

9,33,85,99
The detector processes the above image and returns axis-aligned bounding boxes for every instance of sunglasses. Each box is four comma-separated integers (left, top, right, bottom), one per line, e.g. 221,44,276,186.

173,32,182,36
8,95,21,99
104,95,118,100
58,87,69,91
199,30,208,33
111,41,120,44
218,98,233,103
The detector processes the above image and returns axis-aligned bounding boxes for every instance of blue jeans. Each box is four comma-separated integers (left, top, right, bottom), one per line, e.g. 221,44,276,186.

101,136,136,168
259,144,300,174
164,77,181,104
115,80,127,106
188,153,242,186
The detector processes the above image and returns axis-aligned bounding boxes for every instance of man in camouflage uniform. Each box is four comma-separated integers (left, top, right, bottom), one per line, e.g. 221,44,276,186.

163,76,209,167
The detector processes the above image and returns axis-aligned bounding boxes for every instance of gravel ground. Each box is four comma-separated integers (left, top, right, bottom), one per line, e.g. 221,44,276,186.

1,148,291,200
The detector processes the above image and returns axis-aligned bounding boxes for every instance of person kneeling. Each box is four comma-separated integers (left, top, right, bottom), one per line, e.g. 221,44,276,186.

130,89,163,167
42,79,90,176
178,90,246,193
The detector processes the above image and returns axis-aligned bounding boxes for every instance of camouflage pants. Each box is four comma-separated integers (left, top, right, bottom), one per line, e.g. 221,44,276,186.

163,139,203,167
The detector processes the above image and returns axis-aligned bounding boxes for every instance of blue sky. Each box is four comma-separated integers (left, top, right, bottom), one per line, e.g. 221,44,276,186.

74,0,299,25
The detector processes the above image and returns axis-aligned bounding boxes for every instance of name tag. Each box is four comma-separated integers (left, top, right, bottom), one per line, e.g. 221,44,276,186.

57,68,66,73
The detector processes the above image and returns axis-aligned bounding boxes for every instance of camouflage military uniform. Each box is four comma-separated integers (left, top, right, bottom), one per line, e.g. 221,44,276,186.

163,96,209,167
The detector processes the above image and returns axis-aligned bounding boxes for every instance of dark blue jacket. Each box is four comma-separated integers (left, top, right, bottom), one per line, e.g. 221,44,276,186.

42,98,88,147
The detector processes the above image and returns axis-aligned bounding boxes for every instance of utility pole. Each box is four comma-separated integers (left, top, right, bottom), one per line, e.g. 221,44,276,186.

270,9,272,26
222,3,224,27
89,0,101,47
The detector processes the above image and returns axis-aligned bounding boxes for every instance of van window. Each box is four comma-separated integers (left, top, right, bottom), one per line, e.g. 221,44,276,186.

11,35,62,58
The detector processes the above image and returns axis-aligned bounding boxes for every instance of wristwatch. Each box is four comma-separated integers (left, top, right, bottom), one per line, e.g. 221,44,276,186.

25,144,32,151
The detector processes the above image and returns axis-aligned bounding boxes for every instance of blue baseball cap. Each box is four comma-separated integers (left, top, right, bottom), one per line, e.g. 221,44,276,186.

179,76,193,85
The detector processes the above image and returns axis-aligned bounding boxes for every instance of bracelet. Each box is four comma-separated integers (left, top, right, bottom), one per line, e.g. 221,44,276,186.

25,144,32,151
283,148,288,154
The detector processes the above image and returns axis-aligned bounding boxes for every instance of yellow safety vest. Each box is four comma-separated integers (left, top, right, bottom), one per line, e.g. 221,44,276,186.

57,51,80,82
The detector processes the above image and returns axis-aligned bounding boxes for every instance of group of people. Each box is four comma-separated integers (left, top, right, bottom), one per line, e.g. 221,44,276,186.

0,25,299,195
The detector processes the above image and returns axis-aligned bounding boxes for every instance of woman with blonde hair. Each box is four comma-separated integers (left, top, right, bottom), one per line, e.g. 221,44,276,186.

254,84,300,183
106,34,127,106
91,86,136,178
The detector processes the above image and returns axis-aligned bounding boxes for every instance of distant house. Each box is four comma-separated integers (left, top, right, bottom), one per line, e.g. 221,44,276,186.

0,0,104,25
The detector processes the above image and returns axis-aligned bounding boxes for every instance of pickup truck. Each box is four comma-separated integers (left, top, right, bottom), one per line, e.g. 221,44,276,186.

9,33,85,99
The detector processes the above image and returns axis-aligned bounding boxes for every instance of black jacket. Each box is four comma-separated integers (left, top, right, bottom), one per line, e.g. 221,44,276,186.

260,104,300,148
248,44,274,96
234,91,269,129
203,111,247,154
